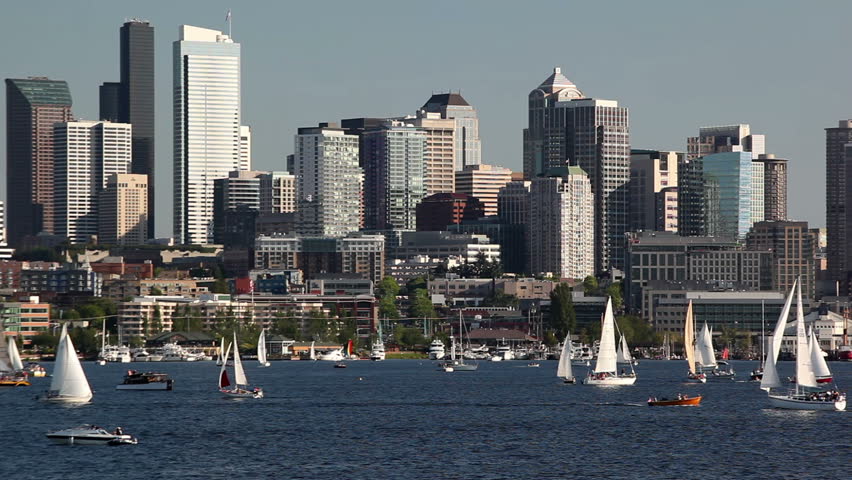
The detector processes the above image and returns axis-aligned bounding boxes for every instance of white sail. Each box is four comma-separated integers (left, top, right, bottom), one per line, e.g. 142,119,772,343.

697,323,717,368
761,279,796,390
809,329,831,380
794,282,817,388
8,336,24,371
557,333,573,380
218,342,232,388
0,335,12,372
49,324,93,402
233,333,248,386
616,335,633,363
684,301,697,374
593,298,617,374
309,341,316,361
217,336,225,365
257,330,268,365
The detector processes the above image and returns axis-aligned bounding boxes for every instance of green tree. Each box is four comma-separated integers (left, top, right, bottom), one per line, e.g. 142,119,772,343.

405,276,428,294
379,296,400,320
409,289,435,320
548,283,576,337
582,276,599,296
395,326,426,348
151,305,163,335
69,326,100,356
377,276,400,298
212,278,230,294
149,286,164,296
543,331,559,347
482,290,519,308
605,282,623,311
30,332,59,352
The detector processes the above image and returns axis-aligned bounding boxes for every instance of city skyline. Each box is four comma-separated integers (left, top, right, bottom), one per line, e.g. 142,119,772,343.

1,2,851,237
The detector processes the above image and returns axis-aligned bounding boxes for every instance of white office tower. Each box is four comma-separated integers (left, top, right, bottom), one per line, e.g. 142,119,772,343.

240,125,251,171
527,166,594,279
173,25,241,245
54,121,132,244
295,123,362,237
0,201,11,259
420,93,482,170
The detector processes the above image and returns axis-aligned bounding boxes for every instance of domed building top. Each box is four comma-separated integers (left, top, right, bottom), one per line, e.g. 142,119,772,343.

534,67,583,100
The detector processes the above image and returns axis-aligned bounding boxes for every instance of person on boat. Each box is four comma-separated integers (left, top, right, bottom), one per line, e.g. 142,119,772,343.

114,427,123,435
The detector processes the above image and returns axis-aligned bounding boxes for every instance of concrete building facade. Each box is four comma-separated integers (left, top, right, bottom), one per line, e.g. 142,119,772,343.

99,173,148,246
455,164,513,217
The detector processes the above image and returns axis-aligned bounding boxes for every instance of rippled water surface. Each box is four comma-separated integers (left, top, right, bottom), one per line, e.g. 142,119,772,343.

2,359,849,479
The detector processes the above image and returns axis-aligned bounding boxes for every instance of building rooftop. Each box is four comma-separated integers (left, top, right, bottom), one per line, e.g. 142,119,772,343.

422,92,471,109
6,78,72,106
535,67,583,98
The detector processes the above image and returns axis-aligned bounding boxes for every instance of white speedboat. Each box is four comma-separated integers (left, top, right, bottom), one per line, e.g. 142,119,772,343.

116,370,174,391
428,340,445,360
317,348,345,362
490,343,515,362
370,342,386,361
46,425,137,445
100,345,132,363
131,349,150,362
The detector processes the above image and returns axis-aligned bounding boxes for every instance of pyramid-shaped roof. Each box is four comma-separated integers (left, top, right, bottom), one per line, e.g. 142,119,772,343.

536,67,583,99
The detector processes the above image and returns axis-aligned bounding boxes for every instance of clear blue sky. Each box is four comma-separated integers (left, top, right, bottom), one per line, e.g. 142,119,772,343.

2,1,850,237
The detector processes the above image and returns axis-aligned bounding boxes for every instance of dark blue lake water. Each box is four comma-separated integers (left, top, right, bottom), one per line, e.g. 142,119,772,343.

1,359,849,479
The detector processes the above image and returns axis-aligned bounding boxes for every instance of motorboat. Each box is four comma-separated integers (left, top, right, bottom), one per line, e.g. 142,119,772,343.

131,349,150,362
490,343,515,362
116,370,174,391
428,339,445,360
46,425,137,446
570,344,594,366
100,345,131,363
370,323,386,361
333,362,348,369
25,362,47,378
317,348,345,362
648,395,702,407
0,373,30,387
527,362,540,368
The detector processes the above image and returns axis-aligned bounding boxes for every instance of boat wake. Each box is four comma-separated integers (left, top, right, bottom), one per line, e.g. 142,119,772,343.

595,402,645,407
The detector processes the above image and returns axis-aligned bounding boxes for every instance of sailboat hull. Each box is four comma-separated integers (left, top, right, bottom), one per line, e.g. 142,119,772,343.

767,394,845,411
43,394,93,403
583,375,637,386
220,388,263,399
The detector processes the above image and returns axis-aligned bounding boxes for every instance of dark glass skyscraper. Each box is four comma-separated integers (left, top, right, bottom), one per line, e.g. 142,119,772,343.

825,120,852,288
101,20,155,238
5,77,73,245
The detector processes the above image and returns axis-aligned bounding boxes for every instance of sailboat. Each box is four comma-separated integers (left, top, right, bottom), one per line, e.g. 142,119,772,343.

583,298,637,385
809,328,833,384
97,320,106,366
750,302,766,381
683,300,706,383
45,324,92,402
616,333,638,367
763,278,845,411
218,333,263,399
557,333,576,384
257,330,270,367
696,323,735,380
0,335,30,387
309,341,317,361
370,322,386,361
215,337,225,366
444,312,478,371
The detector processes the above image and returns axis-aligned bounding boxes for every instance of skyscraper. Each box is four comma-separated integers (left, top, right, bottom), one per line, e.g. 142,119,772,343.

687,124,765,160
173,25,241,245
99,173,148,246
702,152,753,240
523,67,630,272
5,78,74,244
259,172,296,214
361,121,426,231
420,93,481,170
0,201,11,259
746,221,814,304
295,123,362,237
527,167,594,279
54,121,132,243
101,20,155,237
239,125,252,171
754,154,788,221
406,112,456,195
825,120,852,286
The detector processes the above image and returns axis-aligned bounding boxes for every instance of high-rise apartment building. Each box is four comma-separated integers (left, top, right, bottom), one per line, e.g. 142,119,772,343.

295,123,362,237
687,124,765,160
527,167,594,279
629,150,680,233
825,120,852,286
54,121,132,244
420,93,481,170
99,173,148,245
5,78,74,244
415,193,485,231
754,154,788,222
259,172,295,214
406,112,456,195
100,20,155,237
455,164,513,217
173,25,241,245
240,125,252,171
361,121,426,231
746,221,815,304
523,67,630,272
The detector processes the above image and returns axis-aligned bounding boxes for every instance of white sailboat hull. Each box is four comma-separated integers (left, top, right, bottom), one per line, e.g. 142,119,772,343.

768,394,846,411
583,375,637,386
220,388,263,399
44,393,93,403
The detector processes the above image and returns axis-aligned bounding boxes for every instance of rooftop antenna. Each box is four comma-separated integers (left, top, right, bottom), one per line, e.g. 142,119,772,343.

225,9,232,38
